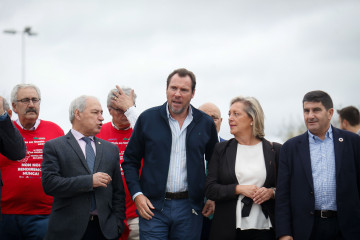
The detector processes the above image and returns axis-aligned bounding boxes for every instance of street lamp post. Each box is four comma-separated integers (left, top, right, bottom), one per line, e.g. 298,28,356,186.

3,26,38,83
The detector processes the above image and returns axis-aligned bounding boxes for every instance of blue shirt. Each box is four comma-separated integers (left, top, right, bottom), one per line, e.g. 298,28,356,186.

166,103,193,192
308,126,337,210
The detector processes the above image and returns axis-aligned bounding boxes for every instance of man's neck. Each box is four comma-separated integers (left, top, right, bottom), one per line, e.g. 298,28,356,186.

18,119,37,130
169,108,189,129
349,125,360,134
112,121,130,130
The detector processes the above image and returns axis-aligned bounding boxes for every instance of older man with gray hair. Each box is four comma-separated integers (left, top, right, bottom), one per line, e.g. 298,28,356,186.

97,85,140,240
42,95,126,240
0,84,64,239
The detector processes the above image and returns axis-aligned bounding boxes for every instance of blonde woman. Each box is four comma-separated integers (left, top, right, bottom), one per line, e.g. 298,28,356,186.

205,96,281,240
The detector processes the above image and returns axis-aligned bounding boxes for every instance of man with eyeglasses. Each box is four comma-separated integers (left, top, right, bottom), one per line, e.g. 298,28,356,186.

199,102,225,142
0,84,64,239
97,85,140,240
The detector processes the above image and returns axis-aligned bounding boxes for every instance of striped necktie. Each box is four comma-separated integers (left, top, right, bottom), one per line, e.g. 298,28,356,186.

82,137,95,173
82,137,96,212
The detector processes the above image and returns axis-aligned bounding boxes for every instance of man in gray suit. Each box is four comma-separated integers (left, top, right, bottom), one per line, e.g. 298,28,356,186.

42,95,126,240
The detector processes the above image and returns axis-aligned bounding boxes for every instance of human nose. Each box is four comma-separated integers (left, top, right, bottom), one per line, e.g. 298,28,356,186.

174,89,181,97
308,110,315,118
99,113,104,121
228,113,234,120
27,99,35,107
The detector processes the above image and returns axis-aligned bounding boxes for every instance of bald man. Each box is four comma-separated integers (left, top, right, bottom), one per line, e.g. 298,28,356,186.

198,102,226,240
199,102,225,142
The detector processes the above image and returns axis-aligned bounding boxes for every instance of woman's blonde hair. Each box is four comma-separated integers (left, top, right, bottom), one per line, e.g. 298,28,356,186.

230,96,265,138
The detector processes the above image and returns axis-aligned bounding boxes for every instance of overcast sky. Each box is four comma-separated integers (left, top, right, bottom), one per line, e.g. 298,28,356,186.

1,0,359,141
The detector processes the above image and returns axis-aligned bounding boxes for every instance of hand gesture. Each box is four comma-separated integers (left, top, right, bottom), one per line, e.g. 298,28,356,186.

236,185,259,199
135,194,155,220
93,172,112,188
253,187,274,204
202,199,215,217
279,235,293,240
111,85,135,111
0,97,5,115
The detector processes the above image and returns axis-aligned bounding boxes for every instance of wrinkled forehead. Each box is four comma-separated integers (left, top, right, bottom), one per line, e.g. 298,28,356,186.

85,97,102,111
17,87,39,97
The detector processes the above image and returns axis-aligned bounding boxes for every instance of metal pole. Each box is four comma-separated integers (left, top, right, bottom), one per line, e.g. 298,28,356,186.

3,27,37,84
22,30,26,83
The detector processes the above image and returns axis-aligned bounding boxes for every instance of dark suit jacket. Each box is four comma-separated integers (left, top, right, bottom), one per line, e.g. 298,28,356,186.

276,127,360,240
42,131,126,240
205,138,281,240
0,114,26,216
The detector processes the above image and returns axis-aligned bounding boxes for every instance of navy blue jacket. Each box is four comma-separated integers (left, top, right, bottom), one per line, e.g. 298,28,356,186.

123,102,218,211
0,114,26,218
276,126,360,240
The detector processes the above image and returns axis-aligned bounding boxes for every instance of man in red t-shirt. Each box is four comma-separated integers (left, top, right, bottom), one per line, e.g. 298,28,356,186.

0,84,64,239
97,85,140,240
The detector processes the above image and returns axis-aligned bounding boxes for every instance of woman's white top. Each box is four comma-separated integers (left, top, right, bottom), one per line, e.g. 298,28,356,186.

235,142,272,230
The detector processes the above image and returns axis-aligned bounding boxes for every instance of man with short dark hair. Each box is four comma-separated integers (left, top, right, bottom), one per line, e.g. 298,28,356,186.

123,68,218,239
42,95,126,240
276,90,360,240
0,84,64,239
337,106,360,135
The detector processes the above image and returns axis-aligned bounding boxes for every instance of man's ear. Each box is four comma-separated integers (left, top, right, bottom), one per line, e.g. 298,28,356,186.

74,109,81,120
12,102,18,114
7,109,12,118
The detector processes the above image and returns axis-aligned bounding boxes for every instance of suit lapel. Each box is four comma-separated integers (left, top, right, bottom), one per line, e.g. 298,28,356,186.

298,132,314,189
332,127,343,177
66,131,91,173
226,139,239,184
93,137,103,172
262,139,276,187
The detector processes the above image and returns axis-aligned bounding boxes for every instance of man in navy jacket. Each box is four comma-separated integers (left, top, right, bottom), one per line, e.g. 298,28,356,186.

276,90,360,240
0,96,26,220
123,68,218,239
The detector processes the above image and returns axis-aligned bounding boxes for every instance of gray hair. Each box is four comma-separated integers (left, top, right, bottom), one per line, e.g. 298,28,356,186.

230,96,265,139
3,97,10,112
11,84,41,105
69,95,94,123
107,87,137,107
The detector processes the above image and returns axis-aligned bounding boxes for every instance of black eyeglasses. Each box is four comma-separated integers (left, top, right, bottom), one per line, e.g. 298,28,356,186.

16,98,41,104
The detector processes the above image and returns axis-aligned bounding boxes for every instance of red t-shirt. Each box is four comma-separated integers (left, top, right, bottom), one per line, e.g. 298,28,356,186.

97,122,140,220
0,120,64,215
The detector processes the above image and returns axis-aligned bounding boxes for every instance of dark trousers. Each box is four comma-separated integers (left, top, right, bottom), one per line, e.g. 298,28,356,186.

309,216,343,240
0,214,49,240
82,215,118,240
201,216,212,240
236,228,275,240
139,198,203,240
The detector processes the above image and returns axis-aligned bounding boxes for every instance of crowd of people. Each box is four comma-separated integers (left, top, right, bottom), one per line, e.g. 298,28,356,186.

0,67,359,240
